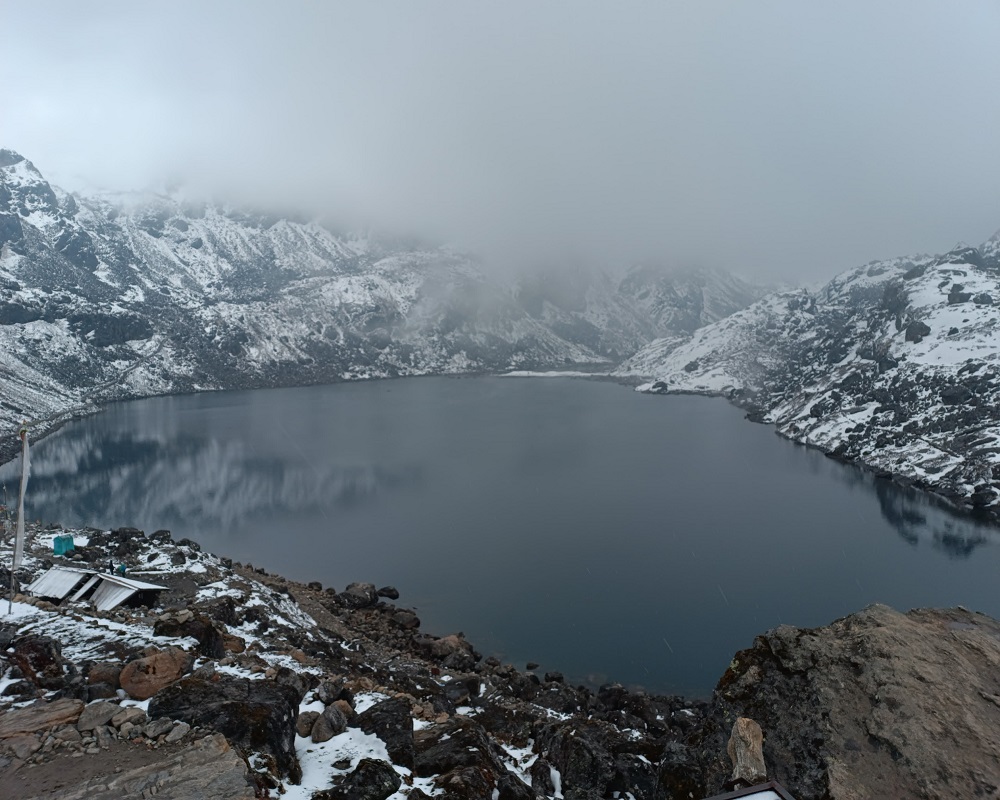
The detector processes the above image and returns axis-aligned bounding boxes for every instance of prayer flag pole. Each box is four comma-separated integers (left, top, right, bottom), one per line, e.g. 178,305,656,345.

8,422,29,614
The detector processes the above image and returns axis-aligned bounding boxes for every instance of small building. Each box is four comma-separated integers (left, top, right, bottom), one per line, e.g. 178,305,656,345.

23,566,166,612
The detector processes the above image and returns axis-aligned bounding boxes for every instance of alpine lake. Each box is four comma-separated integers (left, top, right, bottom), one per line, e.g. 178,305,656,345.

4,375,1000,697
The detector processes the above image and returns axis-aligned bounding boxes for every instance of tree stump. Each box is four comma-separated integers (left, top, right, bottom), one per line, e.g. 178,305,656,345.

727,716,767,788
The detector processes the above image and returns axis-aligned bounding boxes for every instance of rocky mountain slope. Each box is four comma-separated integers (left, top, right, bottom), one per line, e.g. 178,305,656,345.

0,148,763,458
0,524,706,799
617,242,1000,520
4,526,1000,799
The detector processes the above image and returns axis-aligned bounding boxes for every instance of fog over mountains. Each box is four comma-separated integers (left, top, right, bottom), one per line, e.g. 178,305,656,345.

0,149,764,453
3,146,1000,518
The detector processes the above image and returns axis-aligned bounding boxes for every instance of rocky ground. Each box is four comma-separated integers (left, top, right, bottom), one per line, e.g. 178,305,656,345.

3,525,1000,799
0,525,708,799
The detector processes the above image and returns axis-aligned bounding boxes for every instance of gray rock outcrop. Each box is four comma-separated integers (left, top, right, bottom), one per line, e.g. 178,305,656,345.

693,604,1000,799
39,732,255,800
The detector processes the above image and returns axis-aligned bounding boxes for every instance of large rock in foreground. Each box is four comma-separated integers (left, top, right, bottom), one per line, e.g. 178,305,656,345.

148,675,301,783
37,733,255,800
696,604,1000,799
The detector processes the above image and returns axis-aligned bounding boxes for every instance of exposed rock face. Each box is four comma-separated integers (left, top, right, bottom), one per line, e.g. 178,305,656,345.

0,698,83,738
353,697,415,770
9,635,66,690
44,733,255,800
148,674,302,783
693,604,1000,799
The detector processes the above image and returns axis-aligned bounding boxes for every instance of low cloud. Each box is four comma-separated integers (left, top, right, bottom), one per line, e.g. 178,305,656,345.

4,1,1000,282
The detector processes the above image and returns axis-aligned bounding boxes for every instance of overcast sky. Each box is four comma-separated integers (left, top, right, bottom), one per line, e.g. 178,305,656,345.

3,1,1000,282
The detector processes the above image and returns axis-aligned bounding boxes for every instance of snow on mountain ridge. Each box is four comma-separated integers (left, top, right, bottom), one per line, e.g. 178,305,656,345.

619,246,1000,517
0,151,764,460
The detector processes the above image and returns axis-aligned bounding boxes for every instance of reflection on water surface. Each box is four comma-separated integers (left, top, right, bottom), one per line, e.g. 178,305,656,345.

3,377,998,696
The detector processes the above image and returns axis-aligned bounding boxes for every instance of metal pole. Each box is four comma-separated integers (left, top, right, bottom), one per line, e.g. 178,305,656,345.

9,426,28,615
3,484,9,615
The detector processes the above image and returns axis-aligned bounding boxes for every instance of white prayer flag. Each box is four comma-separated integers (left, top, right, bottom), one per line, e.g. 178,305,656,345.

12,426,29,571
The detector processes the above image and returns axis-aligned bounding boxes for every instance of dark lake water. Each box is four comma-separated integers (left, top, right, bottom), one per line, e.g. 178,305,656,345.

4,376,1000,697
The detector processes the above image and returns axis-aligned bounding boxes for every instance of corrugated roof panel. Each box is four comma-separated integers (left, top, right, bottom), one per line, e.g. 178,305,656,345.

24,567,94,600
100,574,167,591
91,581,137,612
69,574,101,602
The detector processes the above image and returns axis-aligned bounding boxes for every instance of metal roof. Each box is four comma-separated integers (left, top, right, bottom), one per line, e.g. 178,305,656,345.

98,573,167,592
91,581,140,613
24,566,166,611
23,567,93,600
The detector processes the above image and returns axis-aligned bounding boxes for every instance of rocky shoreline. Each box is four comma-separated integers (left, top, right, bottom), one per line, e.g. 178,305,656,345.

3,524,1000,799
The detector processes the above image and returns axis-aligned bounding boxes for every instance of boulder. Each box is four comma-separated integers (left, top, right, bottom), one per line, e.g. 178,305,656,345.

533,719,618,798
165,721,191,743
353,697,414,770
496,771,539,800
413,716,507,778
119,647,194,700
0,698,84,738
434,766,496,799
339,582,378,608
143,717,174,739
941,385,973,405
76,701,121,732
4,733,42,760
311,703,348,743
391,609,420,629
315,677,347,704
148,674,301,782
153,612,227,658
296,710,320,737
10,635,66,689
314,758,401,800
274,665,312,703
904,320,931,343
111,706,148,729
413,633,479,671
376,586,400,600
86,662,122,688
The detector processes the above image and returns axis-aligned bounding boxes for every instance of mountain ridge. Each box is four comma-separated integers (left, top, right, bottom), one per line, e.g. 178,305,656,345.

617,244,1000,518
0,148,764,457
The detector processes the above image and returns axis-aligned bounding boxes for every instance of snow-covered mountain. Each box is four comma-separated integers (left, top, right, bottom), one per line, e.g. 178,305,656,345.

0,149,764,458
618,243,1000,518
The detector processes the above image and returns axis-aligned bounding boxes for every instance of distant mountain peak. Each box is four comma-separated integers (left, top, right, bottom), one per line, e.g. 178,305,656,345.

0,149,27,168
